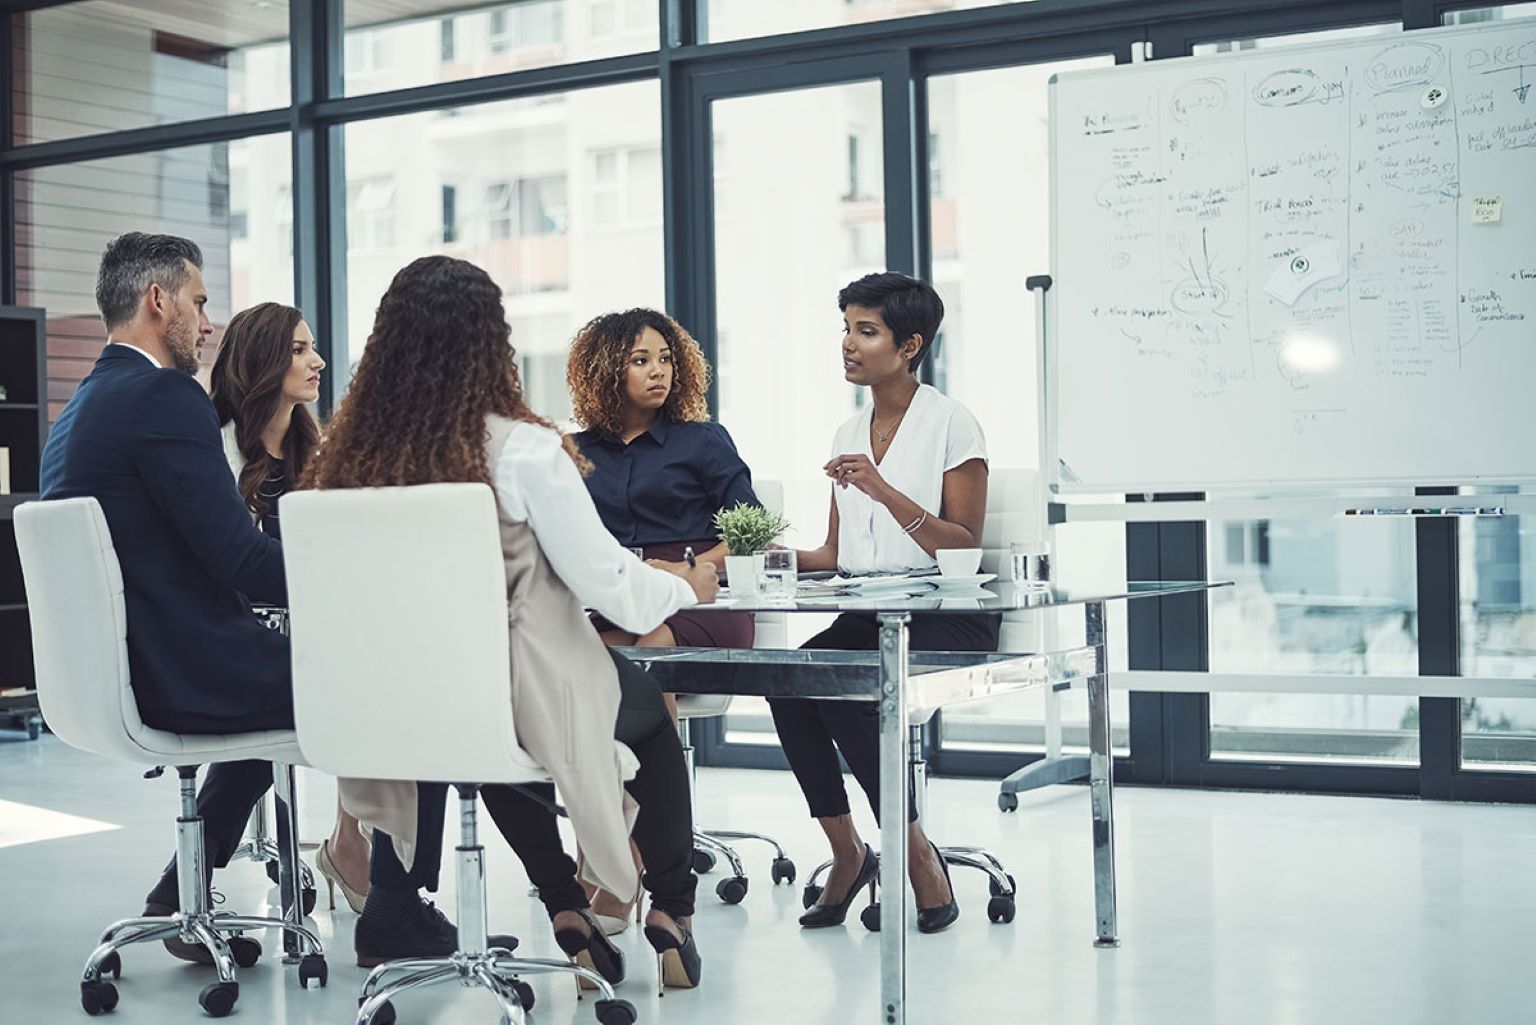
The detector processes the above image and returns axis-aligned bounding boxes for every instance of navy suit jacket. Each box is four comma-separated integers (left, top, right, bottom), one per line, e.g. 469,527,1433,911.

40,345,292,733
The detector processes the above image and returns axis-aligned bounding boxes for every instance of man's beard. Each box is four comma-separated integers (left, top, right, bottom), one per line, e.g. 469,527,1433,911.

164,315,200,375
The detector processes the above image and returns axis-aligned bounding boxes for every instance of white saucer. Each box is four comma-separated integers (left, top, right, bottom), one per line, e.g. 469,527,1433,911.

931,572,996,588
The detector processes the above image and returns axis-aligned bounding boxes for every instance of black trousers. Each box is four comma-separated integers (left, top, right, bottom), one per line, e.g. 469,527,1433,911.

479,648,697,920
769,612,1001,823
369,783,450,893
144,760,285,908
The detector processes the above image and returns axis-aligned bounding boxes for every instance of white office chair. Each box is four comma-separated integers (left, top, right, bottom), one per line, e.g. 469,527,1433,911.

13,497,326,1018
798,469,1039,927
675,478,796,903
280,484,637,1025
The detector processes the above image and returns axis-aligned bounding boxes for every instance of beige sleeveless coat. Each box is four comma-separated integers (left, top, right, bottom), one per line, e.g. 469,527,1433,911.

340,415,641,901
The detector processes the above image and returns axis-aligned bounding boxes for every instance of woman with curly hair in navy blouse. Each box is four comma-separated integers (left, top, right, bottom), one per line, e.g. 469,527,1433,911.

566,307,759,654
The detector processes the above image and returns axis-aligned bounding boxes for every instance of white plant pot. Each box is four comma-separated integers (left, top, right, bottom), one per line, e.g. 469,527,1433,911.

724,554,760,594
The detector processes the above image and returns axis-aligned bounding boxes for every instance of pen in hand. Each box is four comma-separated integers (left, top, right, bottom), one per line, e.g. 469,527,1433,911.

684,546,697,569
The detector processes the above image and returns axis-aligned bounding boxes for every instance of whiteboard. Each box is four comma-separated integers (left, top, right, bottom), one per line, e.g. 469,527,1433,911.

1048,21,1536,492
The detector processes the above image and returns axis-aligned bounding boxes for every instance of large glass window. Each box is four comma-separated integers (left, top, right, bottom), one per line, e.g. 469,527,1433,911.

702,0,1037,44
1445,3,1536,24
1207,513,1420,764
342,1,658,97
340,82,663,422
15,137,296,416
923,56,1127,757
1459,510,1536,770
710,78,884,743
1191,21,1400,55
10,2,291,145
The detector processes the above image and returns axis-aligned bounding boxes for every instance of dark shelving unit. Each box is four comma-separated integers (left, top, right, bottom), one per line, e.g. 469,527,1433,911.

0,306,47,740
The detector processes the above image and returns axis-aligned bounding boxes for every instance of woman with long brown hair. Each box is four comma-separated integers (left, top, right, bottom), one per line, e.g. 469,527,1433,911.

209,303,373,915
303,256,715,988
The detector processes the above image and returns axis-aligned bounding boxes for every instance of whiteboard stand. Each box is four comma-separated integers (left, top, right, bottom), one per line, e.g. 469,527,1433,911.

998,274,1092,812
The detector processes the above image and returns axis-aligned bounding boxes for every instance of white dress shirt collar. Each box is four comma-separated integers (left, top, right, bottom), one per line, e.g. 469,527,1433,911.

108,341,163,369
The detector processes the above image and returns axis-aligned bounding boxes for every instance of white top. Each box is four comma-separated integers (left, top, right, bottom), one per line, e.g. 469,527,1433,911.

109,341,162,368
832,383,988,575
494,420,696,633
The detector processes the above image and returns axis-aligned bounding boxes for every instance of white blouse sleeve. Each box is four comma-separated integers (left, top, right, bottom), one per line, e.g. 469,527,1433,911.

943,402,988,472
494,423,695,633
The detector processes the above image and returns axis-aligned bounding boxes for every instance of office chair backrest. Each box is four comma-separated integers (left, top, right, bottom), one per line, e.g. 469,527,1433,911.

14,497,159,761
281,484,541,783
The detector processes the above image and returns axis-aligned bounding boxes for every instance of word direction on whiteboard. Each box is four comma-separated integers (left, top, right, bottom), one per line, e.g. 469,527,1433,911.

1472,195,1503,224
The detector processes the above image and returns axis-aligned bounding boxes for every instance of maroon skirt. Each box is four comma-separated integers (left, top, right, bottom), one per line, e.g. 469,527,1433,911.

591,539,755,649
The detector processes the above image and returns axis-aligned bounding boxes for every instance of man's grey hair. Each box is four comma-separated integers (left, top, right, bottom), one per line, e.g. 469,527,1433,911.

95,232,204,331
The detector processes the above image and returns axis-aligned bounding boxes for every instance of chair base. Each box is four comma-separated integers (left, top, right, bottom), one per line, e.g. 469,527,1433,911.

231,792,318,915
78,766,328,1017
364,785,637,1025
358,952,636,1025
692,829,797,904
799,845,1018,927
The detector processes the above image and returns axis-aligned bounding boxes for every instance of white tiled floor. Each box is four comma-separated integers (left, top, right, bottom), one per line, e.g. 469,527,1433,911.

1,733,1532,1025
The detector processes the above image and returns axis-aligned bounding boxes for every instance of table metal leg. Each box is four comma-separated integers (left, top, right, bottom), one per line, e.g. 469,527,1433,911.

878,612,910,1025
271,762,307,960
1085,600,1120,948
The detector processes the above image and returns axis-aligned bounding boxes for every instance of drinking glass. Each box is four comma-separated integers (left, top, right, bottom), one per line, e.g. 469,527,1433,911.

1009,540,1051,590
759,549,798,600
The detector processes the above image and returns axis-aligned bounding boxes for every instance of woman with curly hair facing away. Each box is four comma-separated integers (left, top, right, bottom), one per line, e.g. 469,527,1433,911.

566,308,759,653
304,257,716,989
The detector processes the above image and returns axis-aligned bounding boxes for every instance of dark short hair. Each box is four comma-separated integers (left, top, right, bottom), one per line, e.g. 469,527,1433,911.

837,272,944,374
95,232,204,331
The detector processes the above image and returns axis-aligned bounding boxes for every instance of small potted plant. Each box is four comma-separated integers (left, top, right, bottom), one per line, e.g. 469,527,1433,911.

713,501,790,593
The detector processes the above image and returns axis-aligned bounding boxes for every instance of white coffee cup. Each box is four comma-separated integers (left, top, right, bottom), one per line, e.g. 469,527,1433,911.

935,547,982,578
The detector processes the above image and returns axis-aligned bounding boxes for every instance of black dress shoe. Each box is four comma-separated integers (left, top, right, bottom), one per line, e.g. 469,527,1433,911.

642,918,701,995
915,843,959,934
554,908,625,986
799,845,879,928
143,901,214,966
355,898,518,968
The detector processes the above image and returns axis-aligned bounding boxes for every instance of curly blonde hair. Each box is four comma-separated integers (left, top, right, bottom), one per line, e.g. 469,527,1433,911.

566,308,712,434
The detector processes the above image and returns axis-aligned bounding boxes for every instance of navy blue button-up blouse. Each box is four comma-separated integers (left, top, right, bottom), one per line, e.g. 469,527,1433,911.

572,417,759,546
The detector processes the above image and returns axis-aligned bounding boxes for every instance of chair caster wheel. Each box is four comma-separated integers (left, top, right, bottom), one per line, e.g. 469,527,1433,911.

228,935,262,968
691,848,717,874
298,953,328,988
198,981,239,1017
771,857,796,885
514,979,535,1010
301,885,318,916
989,874,1017,897
860,902,882,931
595,997,638,1025
27,718,41,741
998,791,1018,812
716,876,748,904
801,883,822,910
361,996,396,1025
98,950,122,979
987,895,1017,924
80,980,119,1015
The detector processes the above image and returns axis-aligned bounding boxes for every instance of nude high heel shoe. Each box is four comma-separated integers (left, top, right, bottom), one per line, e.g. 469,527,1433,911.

315,838,368,913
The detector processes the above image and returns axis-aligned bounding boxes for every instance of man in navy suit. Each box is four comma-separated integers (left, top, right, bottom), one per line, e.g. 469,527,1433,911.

41,233,491,968
41,233,294,961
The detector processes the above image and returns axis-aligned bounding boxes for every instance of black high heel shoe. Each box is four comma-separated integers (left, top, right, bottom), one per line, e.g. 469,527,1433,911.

799,844,879,928
642,915,701,996
916,842,959,934
553,909,625,987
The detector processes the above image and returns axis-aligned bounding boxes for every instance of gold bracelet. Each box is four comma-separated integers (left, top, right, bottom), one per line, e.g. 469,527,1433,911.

902,511,927,534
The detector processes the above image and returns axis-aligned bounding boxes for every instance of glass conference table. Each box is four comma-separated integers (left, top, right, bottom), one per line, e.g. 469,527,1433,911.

617,577,1230,1025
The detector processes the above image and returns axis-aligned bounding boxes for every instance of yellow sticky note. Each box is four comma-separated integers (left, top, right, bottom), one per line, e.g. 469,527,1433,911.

1473,195,1502,224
